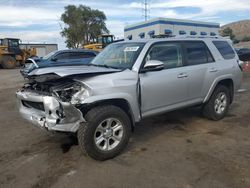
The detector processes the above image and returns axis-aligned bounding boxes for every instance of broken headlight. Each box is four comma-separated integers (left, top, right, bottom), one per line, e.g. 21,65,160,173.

52,82,90,104
71,87,90,105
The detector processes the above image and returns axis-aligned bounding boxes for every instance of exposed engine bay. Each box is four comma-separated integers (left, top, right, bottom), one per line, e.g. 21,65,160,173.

16,66,123,133
16,74,90,132
24,77,76,100
22,74,91,104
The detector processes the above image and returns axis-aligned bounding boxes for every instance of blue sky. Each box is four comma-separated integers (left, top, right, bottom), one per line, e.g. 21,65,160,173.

0,0,249,49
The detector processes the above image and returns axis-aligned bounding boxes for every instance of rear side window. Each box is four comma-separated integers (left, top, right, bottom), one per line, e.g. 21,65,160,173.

213,41,235,59
184,41,214,65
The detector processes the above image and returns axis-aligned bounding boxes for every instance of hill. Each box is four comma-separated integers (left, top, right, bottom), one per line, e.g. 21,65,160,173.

221,20,250,40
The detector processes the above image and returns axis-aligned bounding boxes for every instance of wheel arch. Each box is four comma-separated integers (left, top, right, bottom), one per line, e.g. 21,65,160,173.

78,98,137,131
204,77,234,104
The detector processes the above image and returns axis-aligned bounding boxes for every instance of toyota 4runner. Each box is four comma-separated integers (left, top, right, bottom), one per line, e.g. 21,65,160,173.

16,37,243,160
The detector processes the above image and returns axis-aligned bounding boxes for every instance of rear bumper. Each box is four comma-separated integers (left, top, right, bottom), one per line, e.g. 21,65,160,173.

16,90,85,132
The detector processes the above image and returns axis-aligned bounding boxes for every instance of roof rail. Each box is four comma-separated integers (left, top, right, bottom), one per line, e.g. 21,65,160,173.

150,34,222,39
182,36,222,39
151,34,176,38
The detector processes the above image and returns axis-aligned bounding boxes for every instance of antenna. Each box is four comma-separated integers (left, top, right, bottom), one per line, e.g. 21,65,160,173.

142,0,150,21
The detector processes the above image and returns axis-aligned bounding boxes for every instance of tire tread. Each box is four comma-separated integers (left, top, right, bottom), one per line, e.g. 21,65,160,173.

77,105,131,160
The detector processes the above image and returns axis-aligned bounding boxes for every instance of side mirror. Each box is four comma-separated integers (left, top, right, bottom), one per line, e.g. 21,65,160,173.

141,60,164,73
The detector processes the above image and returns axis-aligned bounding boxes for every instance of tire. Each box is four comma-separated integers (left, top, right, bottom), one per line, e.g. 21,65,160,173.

77,105,131,161
203,85,230,120
1,56,16,69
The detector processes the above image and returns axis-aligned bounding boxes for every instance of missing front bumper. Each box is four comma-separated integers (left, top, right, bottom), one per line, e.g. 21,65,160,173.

16,90,85,132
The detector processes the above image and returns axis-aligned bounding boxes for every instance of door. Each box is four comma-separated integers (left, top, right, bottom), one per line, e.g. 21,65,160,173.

139,42,189,116
182,41,218,101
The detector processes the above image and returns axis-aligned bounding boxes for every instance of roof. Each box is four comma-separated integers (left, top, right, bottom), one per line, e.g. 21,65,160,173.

55,49,99,54
124,17,220,32
115,36,227,44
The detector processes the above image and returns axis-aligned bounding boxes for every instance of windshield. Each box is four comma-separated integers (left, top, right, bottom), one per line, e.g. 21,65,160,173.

103,36,113,45
8,39,19,47
97,37,102,44
91,42,145,69
42,51,57,60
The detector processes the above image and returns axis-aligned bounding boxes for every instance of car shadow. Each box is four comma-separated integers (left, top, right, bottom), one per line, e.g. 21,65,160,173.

59,134,78,153
125,106,203,151
56,106,203,154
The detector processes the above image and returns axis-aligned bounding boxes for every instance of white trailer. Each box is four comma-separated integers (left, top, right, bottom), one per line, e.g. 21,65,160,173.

20,43,58,57
124,17,220,40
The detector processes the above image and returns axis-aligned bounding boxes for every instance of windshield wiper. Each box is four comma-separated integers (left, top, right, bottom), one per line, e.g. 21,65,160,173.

89,64,121,70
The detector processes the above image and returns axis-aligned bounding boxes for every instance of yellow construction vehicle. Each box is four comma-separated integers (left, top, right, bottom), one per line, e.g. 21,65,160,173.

83,34,114,51
0,38,37,69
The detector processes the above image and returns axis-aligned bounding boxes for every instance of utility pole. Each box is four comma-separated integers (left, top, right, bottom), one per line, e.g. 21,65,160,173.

142,0,149,21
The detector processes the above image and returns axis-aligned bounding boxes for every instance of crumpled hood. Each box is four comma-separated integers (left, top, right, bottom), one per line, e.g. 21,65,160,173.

28,65,121,77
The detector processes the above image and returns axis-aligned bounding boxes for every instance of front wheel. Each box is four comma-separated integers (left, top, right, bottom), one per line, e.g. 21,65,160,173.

77,105,131,161
203,85,230,120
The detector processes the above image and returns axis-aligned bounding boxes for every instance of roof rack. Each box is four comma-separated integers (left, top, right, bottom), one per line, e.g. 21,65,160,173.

151,34,176,38
150,35,223,39
182,36,221,39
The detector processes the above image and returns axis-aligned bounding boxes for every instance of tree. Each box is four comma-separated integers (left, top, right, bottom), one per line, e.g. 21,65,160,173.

221,27,235,41
242,36,250,42
61,5,109,48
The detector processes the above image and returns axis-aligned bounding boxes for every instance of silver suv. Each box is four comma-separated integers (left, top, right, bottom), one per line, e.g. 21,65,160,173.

16,37,242,160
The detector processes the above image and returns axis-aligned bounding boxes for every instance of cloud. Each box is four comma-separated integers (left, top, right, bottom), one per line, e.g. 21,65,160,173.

0,30,66,49
126,0,250,19
0,0,249,50
0,6,62,27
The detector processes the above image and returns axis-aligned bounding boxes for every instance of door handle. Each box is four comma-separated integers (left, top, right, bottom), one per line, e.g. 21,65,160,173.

177,73,188,78
209,68,218,73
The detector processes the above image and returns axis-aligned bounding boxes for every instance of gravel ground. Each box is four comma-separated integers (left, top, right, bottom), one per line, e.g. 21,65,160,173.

0,69,250,188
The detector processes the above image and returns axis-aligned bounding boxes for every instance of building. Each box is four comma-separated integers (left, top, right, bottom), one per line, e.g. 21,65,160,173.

20,43,58,57
124,17,220,40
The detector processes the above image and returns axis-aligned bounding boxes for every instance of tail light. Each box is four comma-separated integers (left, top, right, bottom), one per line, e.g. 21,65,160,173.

243,61,249,72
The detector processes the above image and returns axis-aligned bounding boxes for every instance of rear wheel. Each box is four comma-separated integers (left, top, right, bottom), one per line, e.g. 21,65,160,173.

1,56,16,69
78,105,131,161
203,85,230,120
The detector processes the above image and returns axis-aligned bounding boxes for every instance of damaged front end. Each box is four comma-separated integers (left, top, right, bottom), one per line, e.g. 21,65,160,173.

16,75,90,132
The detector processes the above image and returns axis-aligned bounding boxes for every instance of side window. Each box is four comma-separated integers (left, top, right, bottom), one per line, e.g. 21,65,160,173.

184,41,212,65
213,41,235,59
63,52,96,59
145,42,183,69
206,48,214,63
54,53,70,60
76,52,96,58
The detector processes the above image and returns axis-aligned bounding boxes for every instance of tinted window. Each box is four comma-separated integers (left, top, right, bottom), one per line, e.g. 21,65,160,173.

145,42,183,69
184,41,213,65
213,41,235,59
8,39,19,47
206,48,214,63
55,53,69,60
68,52,96,59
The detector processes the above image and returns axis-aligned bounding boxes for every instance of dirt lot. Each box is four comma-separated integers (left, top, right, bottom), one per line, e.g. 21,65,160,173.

0,69,250,188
